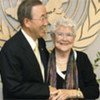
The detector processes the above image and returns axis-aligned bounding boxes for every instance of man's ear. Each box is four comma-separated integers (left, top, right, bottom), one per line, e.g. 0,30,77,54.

23,18,31,28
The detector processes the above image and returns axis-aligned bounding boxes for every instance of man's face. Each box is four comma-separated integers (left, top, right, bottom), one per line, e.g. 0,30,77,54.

27,5,48,39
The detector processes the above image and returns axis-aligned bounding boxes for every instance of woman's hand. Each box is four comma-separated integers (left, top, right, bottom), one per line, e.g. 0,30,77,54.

50,89,83,100
49,86,59,100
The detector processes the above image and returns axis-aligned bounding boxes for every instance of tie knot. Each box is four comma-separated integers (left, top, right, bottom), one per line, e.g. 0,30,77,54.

34,41,38,51
35,44,38,49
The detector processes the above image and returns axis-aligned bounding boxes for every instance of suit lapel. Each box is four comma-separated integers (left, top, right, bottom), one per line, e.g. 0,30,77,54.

18,31,43,81
38,39,49,81
38,39,46,68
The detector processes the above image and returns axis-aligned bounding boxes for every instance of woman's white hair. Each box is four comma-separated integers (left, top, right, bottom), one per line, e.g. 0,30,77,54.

49,17,76,36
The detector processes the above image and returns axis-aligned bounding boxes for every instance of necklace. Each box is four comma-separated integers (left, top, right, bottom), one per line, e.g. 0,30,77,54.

56,60,67,64
56,60,67,71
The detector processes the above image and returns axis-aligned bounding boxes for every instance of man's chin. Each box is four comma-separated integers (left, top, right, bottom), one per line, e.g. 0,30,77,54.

40,32,46,37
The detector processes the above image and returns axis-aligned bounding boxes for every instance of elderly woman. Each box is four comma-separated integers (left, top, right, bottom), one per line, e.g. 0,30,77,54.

47,18,99,100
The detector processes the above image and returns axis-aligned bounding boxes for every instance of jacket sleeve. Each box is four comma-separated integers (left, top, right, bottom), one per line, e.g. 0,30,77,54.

77,52,99,99
0,44,50,99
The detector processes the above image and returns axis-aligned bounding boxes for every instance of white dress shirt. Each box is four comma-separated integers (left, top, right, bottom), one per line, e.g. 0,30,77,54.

21,29,45,82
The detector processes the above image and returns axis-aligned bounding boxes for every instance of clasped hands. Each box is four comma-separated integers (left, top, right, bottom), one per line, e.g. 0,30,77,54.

49,86,81,100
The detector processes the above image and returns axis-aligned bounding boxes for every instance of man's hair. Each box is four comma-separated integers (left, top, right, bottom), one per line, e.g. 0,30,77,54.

17,0,42,26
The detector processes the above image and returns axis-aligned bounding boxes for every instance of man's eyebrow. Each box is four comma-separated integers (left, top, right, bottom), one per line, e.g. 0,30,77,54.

41,13,48,17
47,8,56,15
47,12,51,14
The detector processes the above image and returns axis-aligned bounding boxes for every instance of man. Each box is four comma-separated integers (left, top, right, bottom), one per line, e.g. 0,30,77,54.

0,0,52,99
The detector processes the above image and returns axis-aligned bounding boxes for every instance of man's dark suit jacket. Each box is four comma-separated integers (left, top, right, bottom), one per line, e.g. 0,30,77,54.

0,30,50,99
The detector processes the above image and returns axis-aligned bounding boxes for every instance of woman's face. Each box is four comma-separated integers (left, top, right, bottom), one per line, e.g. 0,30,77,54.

53,25,75,52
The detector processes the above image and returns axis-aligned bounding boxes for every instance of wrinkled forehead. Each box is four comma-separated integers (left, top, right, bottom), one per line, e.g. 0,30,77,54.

31,5,47,17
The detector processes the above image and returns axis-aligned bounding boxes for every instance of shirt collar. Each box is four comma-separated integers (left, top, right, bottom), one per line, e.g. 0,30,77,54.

21,29,38,51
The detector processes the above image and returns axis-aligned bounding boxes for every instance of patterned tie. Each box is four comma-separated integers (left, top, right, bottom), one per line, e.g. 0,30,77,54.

34,43,45,81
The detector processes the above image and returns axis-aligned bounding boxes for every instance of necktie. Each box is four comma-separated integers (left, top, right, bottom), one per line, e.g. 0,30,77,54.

34,44,45,81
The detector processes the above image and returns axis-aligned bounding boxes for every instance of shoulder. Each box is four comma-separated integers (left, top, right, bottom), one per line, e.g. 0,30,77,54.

38,38,45,43
75,50,91,64
75,50,92,67
1,30,23,52
75,50,88,59
38,38,46,47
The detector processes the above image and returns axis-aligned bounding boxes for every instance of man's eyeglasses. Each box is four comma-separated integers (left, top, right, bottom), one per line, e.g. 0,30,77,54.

32,15,48,22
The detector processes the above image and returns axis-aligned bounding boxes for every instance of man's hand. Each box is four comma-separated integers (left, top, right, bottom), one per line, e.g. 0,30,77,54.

50,89,84,100
49,86,59,100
